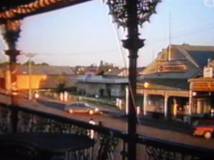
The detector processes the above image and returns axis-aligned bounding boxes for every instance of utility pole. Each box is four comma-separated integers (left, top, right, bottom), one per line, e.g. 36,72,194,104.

22,53,36,100
27,53,35,100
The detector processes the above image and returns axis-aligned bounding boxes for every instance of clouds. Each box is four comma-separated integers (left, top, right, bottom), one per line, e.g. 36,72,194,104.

204,0,214,8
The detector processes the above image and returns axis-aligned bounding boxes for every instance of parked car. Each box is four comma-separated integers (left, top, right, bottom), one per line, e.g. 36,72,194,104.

184,113,214,124
193,119,214,139
64,102,101,115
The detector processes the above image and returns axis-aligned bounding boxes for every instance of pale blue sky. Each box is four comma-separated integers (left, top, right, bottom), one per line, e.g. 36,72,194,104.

1,0,214,67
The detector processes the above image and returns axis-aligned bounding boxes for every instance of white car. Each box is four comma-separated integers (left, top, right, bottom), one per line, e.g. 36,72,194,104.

64,102,101,115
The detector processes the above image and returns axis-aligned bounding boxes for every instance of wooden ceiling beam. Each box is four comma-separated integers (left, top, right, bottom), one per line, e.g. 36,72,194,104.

0,0,37,12
0,0,91,24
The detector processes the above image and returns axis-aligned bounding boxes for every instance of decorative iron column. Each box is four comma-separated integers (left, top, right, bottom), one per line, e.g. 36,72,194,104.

124,1,143,159
106,1,160,159
1,20,21,133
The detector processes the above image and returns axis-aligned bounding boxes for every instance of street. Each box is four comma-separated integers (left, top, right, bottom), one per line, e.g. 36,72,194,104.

0,93,214,150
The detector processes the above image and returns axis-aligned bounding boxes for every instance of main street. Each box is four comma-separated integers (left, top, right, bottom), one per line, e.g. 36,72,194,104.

0,93,214,150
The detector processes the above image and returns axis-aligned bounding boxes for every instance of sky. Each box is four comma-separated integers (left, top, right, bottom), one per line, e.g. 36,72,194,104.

1,0,214,67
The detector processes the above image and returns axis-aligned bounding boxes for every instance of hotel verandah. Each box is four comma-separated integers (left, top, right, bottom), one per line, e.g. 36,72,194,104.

0,1,213,160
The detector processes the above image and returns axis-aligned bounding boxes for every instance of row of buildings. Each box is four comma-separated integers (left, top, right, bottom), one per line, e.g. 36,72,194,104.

1,44,214,119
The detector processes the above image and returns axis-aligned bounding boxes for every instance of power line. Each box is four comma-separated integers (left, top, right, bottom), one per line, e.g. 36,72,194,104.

19,49,119,57
148,22,214,44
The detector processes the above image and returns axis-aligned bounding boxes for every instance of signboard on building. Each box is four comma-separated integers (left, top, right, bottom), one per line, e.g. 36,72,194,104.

203,67,213,78
158,64,187,73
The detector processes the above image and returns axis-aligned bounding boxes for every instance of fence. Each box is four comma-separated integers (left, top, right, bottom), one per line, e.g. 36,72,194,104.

0,103,213,160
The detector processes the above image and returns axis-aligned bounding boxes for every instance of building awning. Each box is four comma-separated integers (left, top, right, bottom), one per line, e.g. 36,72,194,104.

0,0,91,24
189,78,214,92
137,79,189,97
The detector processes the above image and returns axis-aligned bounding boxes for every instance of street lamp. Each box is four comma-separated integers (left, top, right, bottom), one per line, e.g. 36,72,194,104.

144,82,150,88
105,0,160,160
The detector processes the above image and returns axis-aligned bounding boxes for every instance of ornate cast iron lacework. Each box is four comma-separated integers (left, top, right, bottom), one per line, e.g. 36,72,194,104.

0,0,37,12
0,105,213,160
0,0,62,19
106,0,160,27
0,0,90,23
145,145,201,160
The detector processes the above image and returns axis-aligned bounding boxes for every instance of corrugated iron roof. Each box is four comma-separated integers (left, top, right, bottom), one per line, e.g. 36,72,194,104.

143,44,214,79
104,68,128,77
138,78,189,90
77,75,128,84
16,65,75,75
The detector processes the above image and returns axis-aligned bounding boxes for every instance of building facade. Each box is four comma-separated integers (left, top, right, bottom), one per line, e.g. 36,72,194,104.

1,65,75,91
189,61,214,115
76,75,128,98
138,44,214,118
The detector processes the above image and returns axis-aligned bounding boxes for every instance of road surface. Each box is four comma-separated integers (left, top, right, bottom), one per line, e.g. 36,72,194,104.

0,93,214,150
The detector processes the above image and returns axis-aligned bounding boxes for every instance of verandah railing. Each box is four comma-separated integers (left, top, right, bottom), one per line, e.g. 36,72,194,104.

0,103,213,160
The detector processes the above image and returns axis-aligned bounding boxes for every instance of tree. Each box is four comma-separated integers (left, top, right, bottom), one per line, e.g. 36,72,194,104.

56,83,65,93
